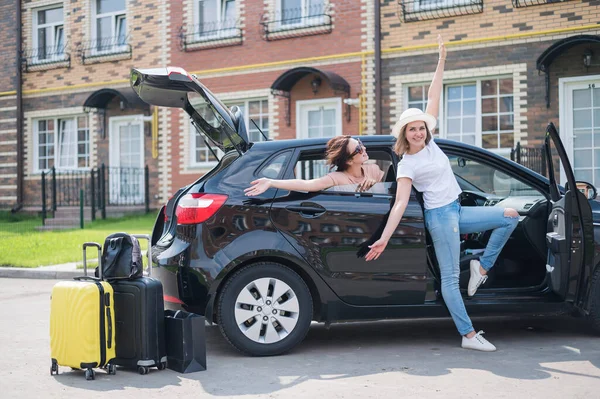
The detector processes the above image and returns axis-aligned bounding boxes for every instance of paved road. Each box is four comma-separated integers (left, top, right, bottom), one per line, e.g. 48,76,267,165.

1,278,599,399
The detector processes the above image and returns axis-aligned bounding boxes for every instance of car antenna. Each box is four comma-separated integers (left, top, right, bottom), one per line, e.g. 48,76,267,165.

250,118,270,141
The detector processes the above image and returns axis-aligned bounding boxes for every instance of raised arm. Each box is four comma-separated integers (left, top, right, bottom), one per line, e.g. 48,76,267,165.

364,177,413,261
425,35,446,120
244,175,334,196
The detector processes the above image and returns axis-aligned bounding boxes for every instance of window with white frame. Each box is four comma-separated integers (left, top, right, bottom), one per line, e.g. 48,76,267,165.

406,77,514,152
33,6,64,63
227,99,269,142
35,116,90,171
407,84,439,136
93,0,127,53
194,0,237,40
190,98,269,167
279,0,324,27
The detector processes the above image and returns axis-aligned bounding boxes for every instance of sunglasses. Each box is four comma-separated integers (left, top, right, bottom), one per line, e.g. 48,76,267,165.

349,139,364,157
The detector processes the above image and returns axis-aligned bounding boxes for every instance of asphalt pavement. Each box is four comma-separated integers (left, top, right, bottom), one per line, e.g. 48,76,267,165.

1,278,599,399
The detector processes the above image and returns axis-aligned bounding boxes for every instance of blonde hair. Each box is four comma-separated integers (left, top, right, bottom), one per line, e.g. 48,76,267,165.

392,120,432,156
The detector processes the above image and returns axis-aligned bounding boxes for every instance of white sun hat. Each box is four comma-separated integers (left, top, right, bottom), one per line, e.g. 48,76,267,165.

391,108,437,138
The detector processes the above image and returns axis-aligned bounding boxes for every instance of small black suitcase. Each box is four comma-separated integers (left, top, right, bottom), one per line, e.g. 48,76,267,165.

110,234,167,375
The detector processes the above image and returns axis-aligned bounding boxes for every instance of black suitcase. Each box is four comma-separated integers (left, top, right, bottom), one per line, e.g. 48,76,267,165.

110,234,167,375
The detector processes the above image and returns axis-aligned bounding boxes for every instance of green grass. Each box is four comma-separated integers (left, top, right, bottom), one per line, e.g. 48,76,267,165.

0,212,158,268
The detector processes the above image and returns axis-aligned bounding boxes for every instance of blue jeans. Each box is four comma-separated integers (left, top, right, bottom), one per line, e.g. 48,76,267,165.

424,199,519,336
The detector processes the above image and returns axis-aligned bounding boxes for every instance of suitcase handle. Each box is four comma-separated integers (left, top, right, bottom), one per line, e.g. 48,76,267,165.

83,242,102,279
131,234,152,277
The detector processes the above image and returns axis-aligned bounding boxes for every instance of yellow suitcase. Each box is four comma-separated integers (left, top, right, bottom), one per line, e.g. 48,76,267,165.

50,243,116,380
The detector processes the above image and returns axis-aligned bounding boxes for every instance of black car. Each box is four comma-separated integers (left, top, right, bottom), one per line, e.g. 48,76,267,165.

131,67,600,356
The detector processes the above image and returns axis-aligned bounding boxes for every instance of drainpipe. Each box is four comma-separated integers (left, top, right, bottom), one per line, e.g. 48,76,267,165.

13,0,24,212
374,0,382,135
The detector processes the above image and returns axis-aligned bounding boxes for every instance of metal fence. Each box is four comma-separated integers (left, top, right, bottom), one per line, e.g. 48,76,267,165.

510,142,547,176
41,164,149,224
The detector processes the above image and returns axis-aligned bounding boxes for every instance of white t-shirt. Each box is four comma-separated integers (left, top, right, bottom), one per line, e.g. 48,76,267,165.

396,140,462,210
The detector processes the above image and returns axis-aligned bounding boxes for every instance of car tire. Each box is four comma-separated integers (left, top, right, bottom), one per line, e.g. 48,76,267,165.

588,266,600,334
216,262,313,356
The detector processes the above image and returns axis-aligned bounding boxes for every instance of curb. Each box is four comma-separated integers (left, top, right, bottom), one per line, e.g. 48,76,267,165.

0,267,80,280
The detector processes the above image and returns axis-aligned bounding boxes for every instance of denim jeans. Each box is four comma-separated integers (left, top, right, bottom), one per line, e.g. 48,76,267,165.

424,199,519,335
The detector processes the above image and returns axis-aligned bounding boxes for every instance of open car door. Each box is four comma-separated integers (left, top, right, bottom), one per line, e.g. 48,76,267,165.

544,122,593,303
130,67,249,155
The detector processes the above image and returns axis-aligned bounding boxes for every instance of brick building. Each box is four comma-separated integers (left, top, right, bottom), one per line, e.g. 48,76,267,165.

0,0,374,216
381,0,600,185
0,0,169,218
164,0,374,193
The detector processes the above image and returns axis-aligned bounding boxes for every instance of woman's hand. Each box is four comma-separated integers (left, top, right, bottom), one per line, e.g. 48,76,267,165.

365,238,389,261
357,178,377,193
244,178,272,196
438,34,446,60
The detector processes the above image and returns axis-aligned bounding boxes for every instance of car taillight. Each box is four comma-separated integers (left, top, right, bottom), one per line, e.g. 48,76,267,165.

175,193,228,225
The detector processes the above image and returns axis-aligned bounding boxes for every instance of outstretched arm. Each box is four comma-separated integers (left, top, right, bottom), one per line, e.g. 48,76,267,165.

425,35,446,120
244,175,334,196
364,177,413,261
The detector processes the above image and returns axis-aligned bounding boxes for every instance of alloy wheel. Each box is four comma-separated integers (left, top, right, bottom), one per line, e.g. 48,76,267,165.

233,277,300,344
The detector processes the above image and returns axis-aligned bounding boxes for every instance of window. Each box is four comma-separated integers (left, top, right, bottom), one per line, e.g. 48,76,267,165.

190,98,268,167
279,0,324,27
93,0,127,54
449,154,542,198
294,148,395,193
194,0,237,40
446,83,477,146
407,84,438,135
406,77,514,153
258,152,290,179
415,0,473,11
33,6,64,63
35,116,90,171
227,99,269,142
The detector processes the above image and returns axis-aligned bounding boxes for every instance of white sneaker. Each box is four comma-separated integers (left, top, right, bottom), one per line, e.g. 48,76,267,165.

468,259,488,296
461,331,497,352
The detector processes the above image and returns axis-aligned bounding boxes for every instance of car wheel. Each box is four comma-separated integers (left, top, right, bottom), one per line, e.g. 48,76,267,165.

588,266,600,334
216,262,313,356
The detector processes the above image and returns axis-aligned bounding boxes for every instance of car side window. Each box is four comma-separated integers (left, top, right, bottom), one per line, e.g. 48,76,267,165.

449,155,542,197
293,146,395,193
257,151,291,179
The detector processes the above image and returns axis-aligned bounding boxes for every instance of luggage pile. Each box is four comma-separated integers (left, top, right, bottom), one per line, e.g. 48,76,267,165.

49,233,167,380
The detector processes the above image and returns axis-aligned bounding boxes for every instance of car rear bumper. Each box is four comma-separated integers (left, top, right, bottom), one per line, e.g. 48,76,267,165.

152,240,212,316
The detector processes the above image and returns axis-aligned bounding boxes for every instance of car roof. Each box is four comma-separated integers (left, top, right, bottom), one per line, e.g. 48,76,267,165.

247,136,549,183
250,135,485,152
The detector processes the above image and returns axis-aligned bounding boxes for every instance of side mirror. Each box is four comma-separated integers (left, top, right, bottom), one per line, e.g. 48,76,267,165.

566,181,598,200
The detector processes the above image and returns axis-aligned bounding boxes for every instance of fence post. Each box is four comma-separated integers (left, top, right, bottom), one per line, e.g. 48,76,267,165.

41,171,46,226
91,169,96,221
80,189,84,229
51,166,57,211
101,164,107,220
145,165,150,214
515,142,521,165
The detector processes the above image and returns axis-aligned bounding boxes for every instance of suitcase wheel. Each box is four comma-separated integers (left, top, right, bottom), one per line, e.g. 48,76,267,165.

108,364,117,375
85,369,95,381
50,360,58,375
138,366,149,375
157,362,167,371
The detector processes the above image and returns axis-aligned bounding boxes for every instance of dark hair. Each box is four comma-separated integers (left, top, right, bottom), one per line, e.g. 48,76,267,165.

325,136,355,172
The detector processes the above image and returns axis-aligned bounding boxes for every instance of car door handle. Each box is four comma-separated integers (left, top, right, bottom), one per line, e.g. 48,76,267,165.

285,203,326,217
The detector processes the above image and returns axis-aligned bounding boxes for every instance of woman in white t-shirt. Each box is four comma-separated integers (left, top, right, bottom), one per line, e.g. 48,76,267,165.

365,36,519,352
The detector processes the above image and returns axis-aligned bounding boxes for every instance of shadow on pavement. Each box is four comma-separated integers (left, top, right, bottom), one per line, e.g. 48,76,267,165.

52,315,600,394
